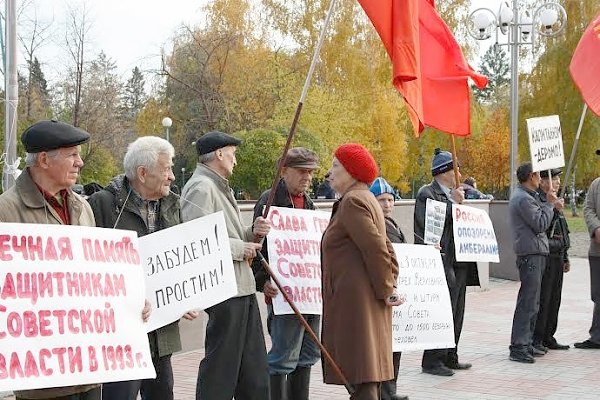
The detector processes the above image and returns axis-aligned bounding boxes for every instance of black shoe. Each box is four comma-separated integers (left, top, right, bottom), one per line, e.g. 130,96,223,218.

532,343,548,354
422,365,454,376
529,346,546,357
574,339,600,349
545,341,570,350
390,395,409,400
509,351,535,363
445,360,472,370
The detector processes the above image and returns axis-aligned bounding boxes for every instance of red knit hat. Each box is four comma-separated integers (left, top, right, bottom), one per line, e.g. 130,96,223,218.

334,143,378,184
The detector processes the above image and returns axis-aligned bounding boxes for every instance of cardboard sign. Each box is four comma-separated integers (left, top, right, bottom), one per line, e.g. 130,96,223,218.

424,198,447,245
391,244,455,352
266,207,330,315
139,212,237,332
527,115,565,171
0,223,155,392
452,204,499,263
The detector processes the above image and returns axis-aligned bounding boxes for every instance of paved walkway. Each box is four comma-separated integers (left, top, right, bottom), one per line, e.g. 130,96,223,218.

3,257,598,399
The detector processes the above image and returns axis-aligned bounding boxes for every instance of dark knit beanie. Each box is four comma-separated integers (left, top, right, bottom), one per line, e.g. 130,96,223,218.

431,148,454,176
334,143,378,185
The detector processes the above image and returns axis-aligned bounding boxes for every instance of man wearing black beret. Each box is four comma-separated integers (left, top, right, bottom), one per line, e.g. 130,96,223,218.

0,120,101,399
181,131,271,400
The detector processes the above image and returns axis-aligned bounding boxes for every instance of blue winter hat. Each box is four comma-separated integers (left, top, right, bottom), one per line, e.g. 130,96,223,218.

431,148,455,176
370,177,395,197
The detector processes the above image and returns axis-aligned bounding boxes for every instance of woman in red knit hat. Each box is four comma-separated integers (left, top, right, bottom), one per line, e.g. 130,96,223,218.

321,143,403,399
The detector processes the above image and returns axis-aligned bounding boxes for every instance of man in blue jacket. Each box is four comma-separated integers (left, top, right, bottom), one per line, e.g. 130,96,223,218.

508,162,562,363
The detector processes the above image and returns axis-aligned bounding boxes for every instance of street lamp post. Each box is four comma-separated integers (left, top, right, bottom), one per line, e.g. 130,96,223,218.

161,117,172,142
467,1,567,196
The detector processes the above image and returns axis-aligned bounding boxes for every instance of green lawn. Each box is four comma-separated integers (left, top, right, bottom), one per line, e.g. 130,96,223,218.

565,208,586,233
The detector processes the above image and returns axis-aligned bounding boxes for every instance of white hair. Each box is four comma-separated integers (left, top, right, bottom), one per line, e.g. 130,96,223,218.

24,150,60,167
123,136,175,180
199,151,217,165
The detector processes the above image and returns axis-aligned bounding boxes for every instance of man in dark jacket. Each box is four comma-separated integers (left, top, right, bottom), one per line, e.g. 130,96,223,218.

252,147,321,400
414,148,479,377
508,162,561,363
533,169,571,351
88,136,198,400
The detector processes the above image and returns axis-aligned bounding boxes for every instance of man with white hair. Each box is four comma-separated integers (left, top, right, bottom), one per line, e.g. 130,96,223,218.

181,131,271,400
0,120,100,399
88,136,197,400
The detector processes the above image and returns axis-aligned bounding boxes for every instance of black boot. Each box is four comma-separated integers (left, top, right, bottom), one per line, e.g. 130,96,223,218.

287,366,311,400
270,374,288,400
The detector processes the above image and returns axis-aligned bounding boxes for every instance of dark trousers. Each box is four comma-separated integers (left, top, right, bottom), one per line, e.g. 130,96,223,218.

422,264,468,368
381,352,401,399
350,382,381,400
17,388,101,400
533,255,564,345
510,255,546,352
101,354,174,400
196,294,269,400
589,256,600,343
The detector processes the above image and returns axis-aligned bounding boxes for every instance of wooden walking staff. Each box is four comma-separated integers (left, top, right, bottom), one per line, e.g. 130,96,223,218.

251,0,354,394
450,135,461,190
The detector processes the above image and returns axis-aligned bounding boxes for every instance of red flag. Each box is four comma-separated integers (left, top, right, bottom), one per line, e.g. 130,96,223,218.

569,11,600,116
359,0,487,136
357,0,419,84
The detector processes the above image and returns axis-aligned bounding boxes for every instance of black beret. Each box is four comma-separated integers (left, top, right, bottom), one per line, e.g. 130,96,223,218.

21,120,90,153
196,131,241,155
540,168,562,178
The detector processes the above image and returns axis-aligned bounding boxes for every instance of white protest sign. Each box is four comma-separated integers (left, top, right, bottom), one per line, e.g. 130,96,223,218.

0,223,155,392
266,207,330,315
452,204,499,263
139,211,237,332
424,198,447,245
391,244,455,352
527,115,565,171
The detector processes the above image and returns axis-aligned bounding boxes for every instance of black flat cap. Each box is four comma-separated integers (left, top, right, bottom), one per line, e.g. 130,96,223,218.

540,168,562,178
21,120,90,153
196,131,241,155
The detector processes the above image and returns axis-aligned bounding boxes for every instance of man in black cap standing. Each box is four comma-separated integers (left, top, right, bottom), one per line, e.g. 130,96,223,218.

0,120,101,399
533,169,571,352
252,147,321,400
414,148,479,377
508,162,561,363
181,131,271,400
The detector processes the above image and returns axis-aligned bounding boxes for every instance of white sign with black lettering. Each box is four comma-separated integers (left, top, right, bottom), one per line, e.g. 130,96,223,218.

452,204,499,262
527,115,565,171
391,244,455,352
139,211,237,332
424,198,447,245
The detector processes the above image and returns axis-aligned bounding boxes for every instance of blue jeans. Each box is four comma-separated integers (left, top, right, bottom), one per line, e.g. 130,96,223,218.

267,304,321,375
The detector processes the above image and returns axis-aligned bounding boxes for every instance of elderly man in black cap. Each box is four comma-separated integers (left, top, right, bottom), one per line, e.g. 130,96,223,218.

508,162,562,363
414,148,479,377
532,169,571,352
181,131,271,400
251,147,321,400
0,120,101,399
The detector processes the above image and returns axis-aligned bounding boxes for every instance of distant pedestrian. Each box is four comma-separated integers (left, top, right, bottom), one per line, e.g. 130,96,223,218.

461,177,493,200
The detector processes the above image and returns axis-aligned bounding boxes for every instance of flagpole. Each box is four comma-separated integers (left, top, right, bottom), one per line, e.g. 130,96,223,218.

450,135,461,189
261,0,337,219
252,0,354,393
560,103,588,197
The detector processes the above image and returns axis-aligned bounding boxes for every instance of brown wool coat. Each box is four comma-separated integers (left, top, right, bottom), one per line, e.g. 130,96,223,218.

321,186,399,385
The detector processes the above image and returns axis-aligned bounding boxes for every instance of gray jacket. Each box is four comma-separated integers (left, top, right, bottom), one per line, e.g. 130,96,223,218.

180,163,256,297
584,177,600,257
509,184,554,256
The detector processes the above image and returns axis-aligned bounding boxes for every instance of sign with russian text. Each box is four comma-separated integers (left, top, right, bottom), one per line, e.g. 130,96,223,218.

266,207,330,315
452,204,499,263
527,115,565,171
391,244,455,351
0,223,155,392
424,198,446,245
139,211,237,332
